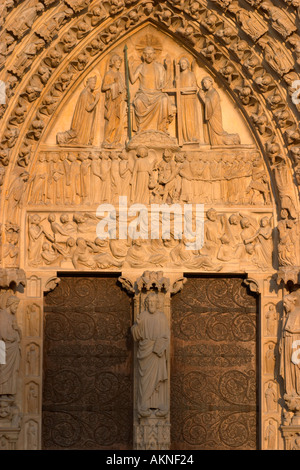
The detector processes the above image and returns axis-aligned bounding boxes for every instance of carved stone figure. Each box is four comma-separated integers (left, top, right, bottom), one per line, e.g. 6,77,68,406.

278,210,298,267
26,345,39,376
258,36,292,76
265,343,276,375
261,2,297,38
271,156,297,219
179,57,200,143
265,420,276,450
266,304,277,337
28,153,47,204
157,149,178,203
6,171,29,224
131,146,157,204
280,293,300,397
26,421,38,450
102,54,126,148
129,47,173,133
36,8,73,43
7,3,45,39
28,214,54,266
3,224,19,267
57,76,100,146
234,9,268,41
199,77,240,146
131,292,170,417
265,382,277,412
243,216,273,270
0,296,21,396
27,383,38,414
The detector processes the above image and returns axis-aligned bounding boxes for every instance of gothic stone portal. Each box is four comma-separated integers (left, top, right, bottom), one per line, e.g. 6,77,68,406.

171,276,258,450
42,276,133,450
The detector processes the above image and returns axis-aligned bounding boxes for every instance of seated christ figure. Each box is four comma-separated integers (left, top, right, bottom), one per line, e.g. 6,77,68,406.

129,47,174,133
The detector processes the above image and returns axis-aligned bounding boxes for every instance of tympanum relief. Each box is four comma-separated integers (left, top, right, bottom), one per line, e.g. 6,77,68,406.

25,209,274,272
15,27,279,275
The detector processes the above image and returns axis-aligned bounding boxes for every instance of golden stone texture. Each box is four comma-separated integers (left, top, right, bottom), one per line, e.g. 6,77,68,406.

0,0,299,450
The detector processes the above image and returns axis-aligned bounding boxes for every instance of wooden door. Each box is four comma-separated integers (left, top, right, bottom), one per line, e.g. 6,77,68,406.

171,276,258,450
42,276,133,450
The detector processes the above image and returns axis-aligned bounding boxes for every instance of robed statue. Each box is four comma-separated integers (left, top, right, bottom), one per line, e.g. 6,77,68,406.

57,76,100,146
280,293,300,397
131,292,170,417
0,296,21,396
199,76,240,146
128,47,174,134
102,54,126,148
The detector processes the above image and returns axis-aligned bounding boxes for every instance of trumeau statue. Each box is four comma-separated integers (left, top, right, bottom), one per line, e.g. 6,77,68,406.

131,292,170,417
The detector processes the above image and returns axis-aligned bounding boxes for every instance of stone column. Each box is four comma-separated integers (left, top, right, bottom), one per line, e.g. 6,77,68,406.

119,270,186,450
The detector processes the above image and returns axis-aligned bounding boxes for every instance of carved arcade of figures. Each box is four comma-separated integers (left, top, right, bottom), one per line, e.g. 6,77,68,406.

27,148,271,208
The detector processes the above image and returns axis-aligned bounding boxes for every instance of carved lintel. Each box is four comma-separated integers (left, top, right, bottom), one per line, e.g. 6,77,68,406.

0,269,26,289
44,277,60,293
277,267,300,287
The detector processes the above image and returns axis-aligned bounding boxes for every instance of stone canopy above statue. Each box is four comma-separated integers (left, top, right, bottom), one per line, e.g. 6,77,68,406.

51,27,251,151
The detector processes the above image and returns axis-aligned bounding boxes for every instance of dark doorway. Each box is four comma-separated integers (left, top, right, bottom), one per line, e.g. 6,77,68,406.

42,276,133,450
170,276,259,450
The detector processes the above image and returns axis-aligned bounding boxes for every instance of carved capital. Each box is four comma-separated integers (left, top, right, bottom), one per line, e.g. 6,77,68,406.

136,271,170,293
277,267,300,287
0,269,26,289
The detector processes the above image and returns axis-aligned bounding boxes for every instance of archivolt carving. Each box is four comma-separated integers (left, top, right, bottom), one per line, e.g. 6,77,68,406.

0,0,299,451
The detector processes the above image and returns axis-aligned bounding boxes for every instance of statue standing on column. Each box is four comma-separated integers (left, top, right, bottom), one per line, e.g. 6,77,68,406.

131,292,170,417
199,76,240,146
0,296,21,396
280,293,300,397
101,54,126,148
129,47,174,133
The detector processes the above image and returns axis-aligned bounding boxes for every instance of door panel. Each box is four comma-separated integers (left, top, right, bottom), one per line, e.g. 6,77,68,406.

170,276,258,450
42,276,133,450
